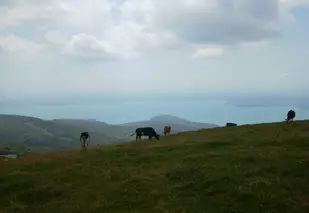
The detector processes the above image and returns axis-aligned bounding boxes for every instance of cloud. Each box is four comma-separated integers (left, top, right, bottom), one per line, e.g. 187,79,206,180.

63,22,180,59
65,33,116,60
0,0,304,60
280,0,309,8
1,0,309,99
192,46,224,58
44,30,70,45
153,0,294,45
240,40,268,49
0,34,41,53
0,0,60,29
278,72,290,79
101,21,180,58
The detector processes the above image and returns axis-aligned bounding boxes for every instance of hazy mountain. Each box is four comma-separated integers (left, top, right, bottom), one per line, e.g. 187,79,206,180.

52,118,134,141
0,114,116,150
0,114,218,150
120,114,219,134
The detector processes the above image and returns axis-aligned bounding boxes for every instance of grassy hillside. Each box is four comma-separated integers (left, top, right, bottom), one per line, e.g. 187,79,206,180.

54,115,218,138
0,114,218,150
0,114,116,150
1,120,309,212
52,119,134,141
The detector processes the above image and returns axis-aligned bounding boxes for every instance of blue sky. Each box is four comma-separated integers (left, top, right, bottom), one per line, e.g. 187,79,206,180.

1,0,309,100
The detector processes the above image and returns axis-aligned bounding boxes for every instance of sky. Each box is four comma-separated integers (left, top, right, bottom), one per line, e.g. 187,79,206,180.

1,0,309,100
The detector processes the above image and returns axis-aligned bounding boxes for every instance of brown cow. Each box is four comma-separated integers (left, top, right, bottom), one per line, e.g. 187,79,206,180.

164,125,172,135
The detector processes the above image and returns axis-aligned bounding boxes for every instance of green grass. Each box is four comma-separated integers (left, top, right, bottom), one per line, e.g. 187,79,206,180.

0,114,218,150
1,120,309,213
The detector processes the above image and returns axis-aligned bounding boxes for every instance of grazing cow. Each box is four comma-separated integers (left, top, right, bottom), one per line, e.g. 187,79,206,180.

130,127,160,141
80,132,90,149
164,125,172,135
226,122,237,127
286,110,296,123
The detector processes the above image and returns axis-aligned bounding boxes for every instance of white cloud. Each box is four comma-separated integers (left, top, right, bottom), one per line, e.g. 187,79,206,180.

44,30,70,45
153,0,294,45
0,34,41,53
1,0,309,97
279,72,290,79
281,0,309,7
192,46,224,58
240,40,269,49
61,21,180,59
120,0,154,25
0,0,303,59
65,33,115,60
101,21,180,58
0,0,61,29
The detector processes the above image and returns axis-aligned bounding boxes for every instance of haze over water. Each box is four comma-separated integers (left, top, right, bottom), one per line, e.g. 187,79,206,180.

1,94,309,126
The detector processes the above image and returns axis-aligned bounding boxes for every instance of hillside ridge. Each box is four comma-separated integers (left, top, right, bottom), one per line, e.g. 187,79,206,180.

0,114,218,150
1,120,309,212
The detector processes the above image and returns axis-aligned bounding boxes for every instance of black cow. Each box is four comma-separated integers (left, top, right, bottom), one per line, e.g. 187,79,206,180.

286,110,296,123
130,127,160,141
80,132,90,149
226,122,237,127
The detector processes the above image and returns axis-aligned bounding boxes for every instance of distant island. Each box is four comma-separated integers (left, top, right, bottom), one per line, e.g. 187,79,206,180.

0,114,218,151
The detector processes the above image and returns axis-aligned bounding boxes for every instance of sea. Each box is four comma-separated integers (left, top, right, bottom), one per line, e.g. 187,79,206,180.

1,99,309,126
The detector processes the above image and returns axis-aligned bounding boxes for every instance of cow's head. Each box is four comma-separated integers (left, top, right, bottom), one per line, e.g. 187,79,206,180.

155,134,160,140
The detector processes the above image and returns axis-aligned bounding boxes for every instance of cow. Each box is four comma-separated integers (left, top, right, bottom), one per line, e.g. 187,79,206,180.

164,125,172,135
130,127,160,141
286,110,296,123
226,122,237,127
80,132,90,149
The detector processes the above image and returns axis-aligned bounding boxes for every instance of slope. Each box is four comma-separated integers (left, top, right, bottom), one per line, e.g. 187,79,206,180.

1,120,309,212
0,114,116,150
52,115,218,141
52,118,134,141
120,114,219,134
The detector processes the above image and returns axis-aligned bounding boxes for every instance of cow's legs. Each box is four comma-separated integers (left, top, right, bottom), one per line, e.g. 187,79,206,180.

149,136,152,141
81,139,86,150
138,135,141,141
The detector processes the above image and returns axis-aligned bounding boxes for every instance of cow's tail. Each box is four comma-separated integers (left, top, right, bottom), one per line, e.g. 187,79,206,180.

130,131,136,136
